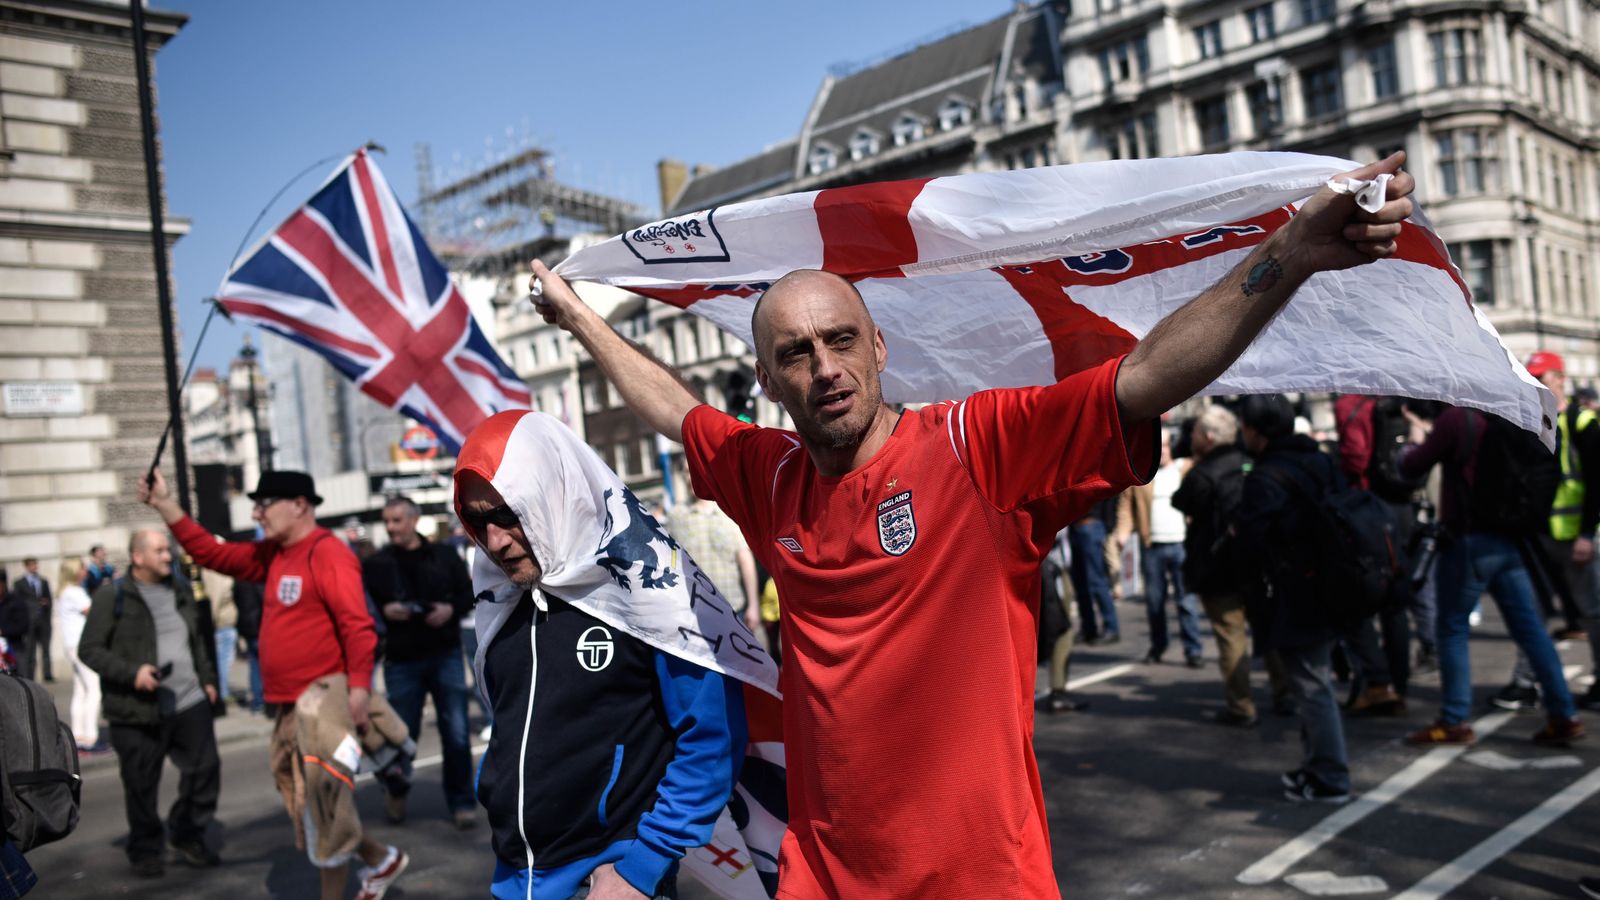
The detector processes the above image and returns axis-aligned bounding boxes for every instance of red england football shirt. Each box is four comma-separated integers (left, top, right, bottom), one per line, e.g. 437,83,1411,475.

682,356,1156,899
171,517,376,703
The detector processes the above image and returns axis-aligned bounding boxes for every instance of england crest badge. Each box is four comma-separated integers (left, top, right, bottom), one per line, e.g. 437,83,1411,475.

277,575,302,606
876,490,916,557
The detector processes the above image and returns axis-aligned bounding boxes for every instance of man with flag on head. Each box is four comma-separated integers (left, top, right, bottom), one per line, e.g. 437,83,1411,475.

454,410,782,900
529,154,1417,897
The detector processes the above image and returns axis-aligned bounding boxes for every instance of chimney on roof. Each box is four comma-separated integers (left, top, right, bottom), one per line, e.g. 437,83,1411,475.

657,159,689,213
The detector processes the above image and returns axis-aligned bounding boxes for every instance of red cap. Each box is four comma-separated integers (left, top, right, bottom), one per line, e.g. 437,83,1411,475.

1527,351,1565,378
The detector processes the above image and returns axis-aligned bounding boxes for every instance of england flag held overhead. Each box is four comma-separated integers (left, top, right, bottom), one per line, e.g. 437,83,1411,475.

556,152,1557,446
219,147,529,454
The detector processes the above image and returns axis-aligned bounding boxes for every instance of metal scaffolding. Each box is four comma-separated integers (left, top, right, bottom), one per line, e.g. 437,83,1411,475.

414,144,647,278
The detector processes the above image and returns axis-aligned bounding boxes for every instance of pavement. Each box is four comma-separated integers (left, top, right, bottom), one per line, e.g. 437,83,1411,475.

17,597,1600,899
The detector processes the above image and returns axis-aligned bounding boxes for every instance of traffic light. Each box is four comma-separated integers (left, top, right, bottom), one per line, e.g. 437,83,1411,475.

726,368,755,423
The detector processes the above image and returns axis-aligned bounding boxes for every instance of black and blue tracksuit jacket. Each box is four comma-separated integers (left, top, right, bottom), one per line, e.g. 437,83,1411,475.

479,591,746,899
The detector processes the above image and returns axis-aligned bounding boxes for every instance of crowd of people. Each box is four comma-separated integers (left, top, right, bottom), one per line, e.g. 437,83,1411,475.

1034,368,1597,808
3,153,1596,899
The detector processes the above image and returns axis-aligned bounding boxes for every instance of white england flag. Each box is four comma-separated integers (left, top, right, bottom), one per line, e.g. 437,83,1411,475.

556,152,1556,445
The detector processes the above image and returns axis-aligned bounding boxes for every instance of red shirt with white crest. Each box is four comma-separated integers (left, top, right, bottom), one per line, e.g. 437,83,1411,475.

682,355,1155,899
171,516,375,703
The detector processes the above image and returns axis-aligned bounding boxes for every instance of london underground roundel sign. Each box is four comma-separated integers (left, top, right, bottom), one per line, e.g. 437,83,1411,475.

400,425,440,461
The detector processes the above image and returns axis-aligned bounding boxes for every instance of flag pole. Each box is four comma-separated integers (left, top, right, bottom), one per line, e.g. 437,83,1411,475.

145,298,234,486
130,0,190,512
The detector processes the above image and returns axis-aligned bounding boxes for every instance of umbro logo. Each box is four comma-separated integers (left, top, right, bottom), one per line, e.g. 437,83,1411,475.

776,536,803,553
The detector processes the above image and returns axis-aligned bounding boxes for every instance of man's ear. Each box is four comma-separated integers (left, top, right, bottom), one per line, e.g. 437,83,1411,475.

874,327,888,374
754,360,772,400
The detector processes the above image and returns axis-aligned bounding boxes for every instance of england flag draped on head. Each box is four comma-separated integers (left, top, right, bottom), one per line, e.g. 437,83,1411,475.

454,410,785,899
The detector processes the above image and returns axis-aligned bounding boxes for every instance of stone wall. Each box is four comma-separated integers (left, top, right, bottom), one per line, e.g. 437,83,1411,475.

0,2,186,585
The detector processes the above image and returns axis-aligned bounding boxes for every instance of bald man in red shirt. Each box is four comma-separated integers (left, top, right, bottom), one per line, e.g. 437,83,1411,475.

531,155,1415,897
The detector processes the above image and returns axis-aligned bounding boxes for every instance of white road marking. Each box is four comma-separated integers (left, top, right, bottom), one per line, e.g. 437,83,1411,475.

1283,870,1389,896
1068,662,1138,691
1465,750,1582,772
1236,712,1514,885
1034,662,1139,700
1390,766,1600,900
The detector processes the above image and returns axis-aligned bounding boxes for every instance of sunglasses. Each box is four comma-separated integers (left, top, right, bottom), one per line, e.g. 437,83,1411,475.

462,504,521,533
252,497,292,511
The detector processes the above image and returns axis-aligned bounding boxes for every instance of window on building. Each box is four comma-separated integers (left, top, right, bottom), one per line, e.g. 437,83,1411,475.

1300,0,1334,25
1430,26,1483,87
1139,112,1158,157
1195,21,1223,60
701,320,722,359
1245,79,1282,136
1578,254,1591,315
639,437,657,475
1516,135,1529,196
1245,3,1277,41
622,439,643,478
1098,35,1151,87
1195,95,1230,148
892,114,926,146
1551,67,1569,115
938,97,973,131
1301,62,1344,118
1104,112,1159,159
807,143,837,175
582,378,603,413
849,129,879,161
1529,54,1548,106
678,319,700,363
1368,42,1398,100
1561,248,1574,313
1446,240,1499,306
1435,128,1497,196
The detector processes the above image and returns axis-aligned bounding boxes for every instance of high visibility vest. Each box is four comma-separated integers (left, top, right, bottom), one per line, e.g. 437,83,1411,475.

1550,406,1597,540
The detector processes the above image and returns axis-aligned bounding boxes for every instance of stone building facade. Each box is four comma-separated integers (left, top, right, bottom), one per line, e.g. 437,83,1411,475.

0,1,187,579
1056,0,1600,382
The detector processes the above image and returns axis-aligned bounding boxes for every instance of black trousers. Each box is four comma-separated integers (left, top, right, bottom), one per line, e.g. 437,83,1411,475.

108,701,221,862
28,612,50,680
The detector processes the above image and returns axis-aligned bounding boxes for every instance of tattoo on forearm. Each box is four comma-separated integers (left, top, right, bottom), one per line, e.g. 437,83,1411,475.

1242,257,1284,297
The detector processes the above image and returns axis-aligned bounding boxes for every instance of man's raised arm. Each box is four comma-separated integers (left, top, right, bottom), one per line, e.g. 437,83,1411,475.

139,469,269,582
531,260,702,444
1115,153,1416,423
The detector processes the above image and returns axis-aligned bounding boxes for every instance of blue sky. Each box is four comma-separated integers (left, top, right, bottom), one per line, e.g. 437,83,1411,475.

156,0,1009,370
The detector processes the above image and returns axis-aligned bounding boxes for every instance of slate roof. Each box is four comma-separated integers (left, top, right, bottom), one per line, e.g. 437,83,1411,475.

668,140,797,215
665,6,1063,215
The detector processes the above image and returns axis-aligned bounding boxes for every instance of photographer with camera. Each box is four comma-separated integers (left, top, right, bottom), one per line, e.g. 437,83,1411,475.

78,529,221,877
364,496,477,830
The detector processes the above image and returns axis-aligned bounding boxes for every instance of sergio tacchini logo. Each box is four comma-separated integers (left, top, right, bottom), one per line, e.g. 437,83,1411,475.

576,625,615,672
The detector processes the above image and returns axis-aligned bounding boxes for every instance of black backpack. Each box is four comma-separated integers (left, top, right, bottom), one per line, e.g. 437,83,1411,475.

0,670,80,851
1262,455,1402,621
1463,412,1560,537
1367,398,1431,503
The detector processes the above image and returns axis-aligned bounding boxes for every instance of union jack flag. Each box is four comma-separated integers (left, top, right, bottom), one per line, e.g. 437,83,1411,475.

219,148,529,454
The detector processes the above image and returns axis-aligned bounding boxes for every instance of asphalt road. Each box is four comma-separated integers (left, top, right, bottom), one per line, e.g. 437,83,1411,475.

20,597,1598,899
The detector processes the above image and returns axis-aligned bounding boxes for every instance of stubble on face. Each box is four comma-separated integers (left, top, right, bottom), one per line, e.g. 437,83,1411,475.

753,270,885,453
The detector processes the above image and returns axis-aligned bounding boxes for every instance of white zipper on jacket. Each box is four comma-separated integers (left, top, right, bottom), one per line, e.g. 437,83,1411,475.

517,593,542,900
